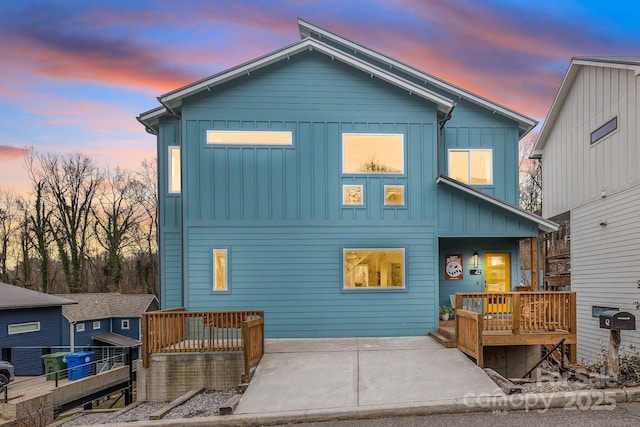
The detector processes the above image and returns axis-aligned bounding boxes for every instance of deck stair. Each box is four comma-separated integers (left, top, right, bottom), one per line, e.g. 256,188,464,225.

429,320,456,348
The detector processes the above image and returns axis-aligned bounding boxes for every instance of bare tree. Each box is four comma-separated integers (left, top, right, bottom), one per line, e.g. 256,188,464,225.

0,188,20,282
37,152,102,293
93,167,145,291
519,131,542,214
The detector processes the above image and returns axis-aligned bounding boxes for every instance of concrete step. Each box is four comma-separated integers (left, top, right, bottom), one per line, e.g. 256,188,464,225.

429,331,457,348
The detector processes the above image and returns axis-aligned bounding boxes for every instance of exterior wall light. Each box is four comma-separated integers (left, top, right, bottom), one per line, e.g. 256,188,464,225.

473,252,479,268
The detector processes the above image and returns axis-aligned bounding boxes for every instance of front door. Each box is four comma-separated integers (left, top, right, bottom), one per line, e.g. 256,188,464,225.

484,253,511,313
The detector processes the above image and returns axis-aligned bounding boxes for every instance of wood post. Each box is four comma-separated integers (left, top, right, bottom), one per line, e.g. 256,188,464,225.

607,330,621,376
530,237,538,289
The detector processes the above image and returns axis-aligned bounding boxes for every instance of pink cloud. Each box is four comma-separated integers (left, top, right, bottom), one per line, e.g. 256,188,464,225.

0,145,28,159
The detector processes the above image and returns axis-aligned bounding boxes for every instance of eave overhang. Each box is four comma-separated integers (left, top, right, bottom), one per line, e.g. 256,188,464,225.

137,37,455,133
436,174,559,233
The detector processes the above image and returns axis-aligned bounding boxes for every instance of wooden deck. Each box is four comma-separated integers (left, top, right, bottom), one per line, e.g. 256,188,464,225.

453,292,576,366
141,309,265,381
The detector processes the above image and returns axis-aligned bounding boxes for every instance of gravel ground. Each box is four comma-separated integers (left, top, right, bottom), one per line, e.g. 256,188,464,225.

164,389,236,419
59,412,112,426
520,380,593,394
104,401,166,423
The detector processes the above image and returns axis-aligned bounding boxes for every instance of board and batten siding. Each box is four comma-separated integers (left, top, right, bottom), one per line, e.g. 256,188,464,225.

572,184,640,362
158,119,182,309
542,66,640,218
185,225,436,337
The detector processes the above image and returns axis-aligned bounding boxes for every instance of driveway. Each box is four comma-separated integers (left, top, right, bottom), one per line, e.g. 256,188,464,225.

235,336,503,414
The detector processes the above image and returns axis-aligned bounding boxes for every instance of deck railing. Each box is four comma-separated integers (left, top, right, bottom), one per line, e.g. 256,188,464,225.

454,291,576,333
454,292,577,366
141,309,265,380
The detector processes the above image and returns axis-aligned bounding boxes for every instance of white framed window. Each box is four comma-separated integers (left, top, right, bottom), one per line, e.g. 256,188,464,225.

121,320,130,330
343,185,364,205
342,133,404,174
93,321,101,330
8,321,40,335
384,185,405,206
206,130,292,145
213,249,228,291
448,149,492,185
76,323,85,332
168,146,181,193
344,248,405,289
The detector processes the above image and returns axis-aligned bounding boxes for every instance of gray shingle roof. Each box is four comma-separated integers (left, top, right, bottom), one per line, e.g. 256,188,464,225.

0,282,76,310
56,293,159,322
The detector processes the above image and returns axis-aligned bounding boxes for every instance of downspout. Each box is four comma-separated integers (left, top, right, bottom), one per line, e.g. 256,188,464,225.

157,97,185,308
437,106,455,175
70,322,75,353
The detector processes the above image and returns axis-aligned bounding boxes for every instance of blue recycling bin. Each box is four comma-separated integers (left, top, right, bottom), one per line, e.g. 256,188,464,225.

63,351,94,380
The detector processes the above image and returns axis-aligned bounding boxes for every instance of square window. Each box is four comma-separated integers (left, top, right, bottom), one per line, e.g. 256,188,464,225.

121,320,130,330
448,149,492,185
343,185,364,205
342,134,404,174
384,185,405,206
76,323,85,332
344,248,405,289
213,249,228,291
93,321,101,330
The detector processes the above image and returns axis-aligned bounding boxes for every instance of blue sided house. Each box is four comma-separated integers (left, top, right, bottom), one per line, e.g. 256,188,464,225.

0,282,76,376
137,19,557,338
58,293,159,361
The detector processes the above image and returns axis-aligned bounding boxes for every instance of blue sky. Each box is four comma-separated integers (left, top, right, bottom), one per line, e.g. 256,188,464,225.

1,0,638,193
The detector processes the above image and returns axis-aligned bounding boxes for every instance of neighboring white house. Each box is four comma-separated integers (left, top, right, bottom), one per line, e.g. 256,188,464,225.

533,56,640,362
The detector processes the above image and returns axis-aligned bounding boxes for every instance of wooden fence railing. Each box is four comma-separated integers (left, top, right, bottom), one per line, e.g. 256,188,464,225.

142,309,265,380
454,292,576,334
454,292,577,366
455,309,483,367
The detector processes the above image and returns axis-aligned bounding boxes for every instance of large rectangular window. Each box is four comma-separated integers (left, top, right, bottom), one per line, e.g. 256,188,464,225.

343,134,404,174
344,248,405,289
206,130,292,145
448,149,492,185
213,249,228,291
8,322,40,335
168,146,181,193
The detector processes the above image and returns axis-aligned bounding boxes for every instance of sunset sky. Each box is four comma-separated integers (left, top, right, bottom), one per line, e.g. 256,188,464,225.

1,0,639,195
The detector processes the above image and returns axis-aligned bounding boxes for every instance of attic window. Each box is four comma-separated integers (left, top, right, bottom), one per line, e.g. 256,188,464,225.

207,130,292,145
590,117,617,144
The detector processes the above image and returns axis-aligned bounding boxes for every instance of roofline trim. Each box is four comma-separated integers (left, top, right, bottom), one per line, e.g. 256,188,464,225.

436,175,559,232
157,38,454,114
298,18,537,134
533,57,640,156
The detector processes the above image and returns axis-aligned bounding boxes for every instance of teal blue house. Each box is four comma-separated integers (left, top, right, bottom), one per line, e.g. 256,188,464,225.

137,19,557,338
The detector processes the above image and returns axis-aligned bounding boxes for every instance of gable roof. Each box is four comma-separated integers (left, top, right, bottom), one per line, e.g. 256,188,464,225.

532,56,640,157
138,37,455,133
436,175,559,233
298,18,537,137
57,293,159,322
0,282,76,310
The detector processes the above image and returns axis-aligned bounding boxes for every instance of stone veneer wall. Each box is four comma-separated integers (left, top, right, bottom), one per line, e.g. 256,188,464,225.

137,352,244,401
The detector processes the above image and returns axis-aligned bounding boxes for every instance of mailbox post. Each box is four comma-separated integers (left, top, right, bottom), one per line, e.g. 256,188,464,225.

599,310,636,376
